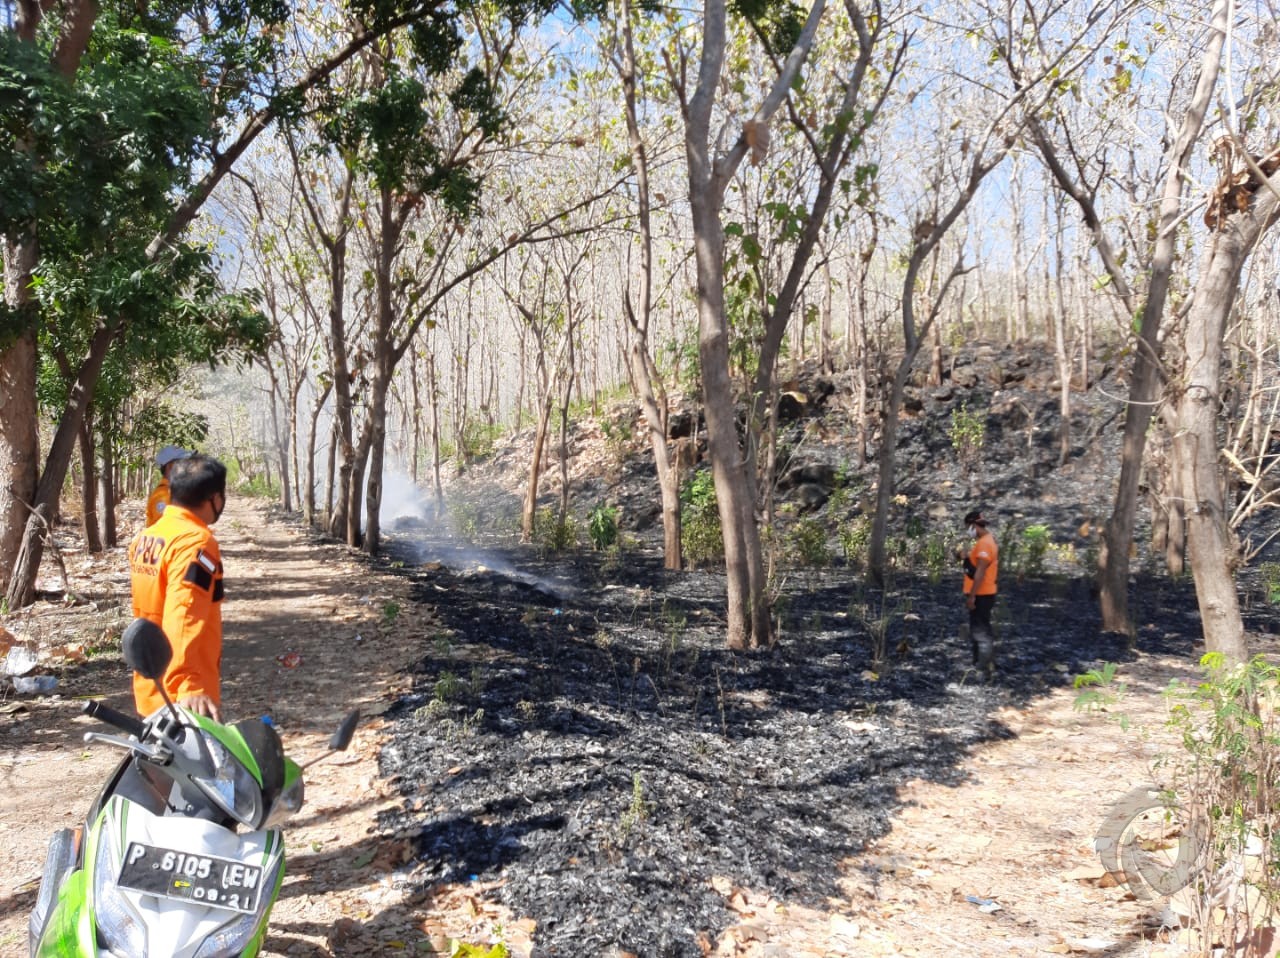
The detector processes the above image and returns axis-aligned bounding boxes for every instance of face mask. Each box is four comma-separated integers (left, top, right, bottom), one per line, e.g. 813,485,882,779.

968,525,978,538
211,493,225,523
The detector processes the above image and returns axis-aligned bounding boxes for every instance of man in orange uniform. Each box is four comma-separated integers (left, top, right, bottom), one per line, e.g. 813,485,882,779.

129,454,227,720
962,509,999,676
146,445,193,526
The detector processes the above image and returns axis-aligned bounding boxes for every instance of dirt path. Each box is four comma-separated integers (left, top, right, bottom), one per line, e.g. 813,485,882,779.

0,498,443,956
1,499,1201,956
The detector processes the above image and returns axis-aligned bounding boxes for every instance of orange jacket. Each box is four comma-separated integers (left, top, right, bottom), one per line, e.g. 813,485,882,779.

145,479,171,527
964,530,999,596
129,505,224,716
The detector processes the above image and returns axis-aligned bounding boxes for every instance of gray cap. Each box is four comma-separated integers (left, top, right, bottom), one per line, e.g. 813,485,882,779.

156,445,193,468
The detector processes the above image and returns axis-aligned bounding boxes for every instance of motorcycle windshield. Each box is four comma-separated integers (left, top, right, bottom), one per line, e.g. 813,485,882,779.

179,711,285,830
188,735,263,829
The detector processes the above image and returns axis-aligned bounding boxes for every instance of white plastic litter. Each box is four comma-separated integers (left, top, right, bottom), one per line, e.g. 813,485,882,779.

4,646,39,677
13,675,57,693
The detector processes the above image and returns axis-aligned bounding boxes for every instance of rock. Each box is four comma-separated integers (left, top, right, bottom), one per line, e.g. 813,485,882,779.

779,462,837,492
795,484,830,512
777,391,809,422
668,409,700,440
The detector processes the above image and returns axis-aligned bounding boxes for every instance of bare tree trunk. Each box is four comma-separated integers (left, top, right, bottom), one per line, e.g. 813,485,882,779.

849,246,873,467
302,384,330,529
928,322,943,387
679,0,828,646
288,383,302,513
557,355,572,528
522,395,555,541
819,259,834,373
1092,0,1227,632
410,358,421,484
99,424,117,548
1172,223,1272,663
1012,159,1029,341
0,325,38,595
6,320,119,609
0,0,93,594
613,0,682,568
267,372,293,512
77,412,103,553
1164,432,1187,575
358,184,405,556
869,141,1008,582
299,169,354,541
1050,196,1072,465
324,416,337,529
429,350,444,518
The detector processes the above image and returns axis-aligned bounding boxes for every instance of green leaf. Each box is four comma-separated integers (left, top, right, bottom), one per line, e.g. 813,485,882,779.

450,943,508,958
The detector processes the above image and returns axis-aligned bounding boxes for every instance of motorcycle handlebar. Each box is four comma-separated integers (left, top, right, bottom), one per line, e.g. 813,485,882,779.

83,700,145,740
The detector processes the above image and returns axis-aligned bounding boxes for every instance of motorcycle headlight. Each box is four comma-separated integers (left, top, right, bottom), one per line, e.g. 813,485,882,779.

192,736,263,828
190,855,283,958
92,821,147,957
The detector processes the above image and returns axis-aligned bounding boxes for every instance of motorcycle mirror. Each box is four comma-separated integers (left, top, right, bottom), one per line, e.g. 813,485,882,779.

122,619,173,681
329,709,360,752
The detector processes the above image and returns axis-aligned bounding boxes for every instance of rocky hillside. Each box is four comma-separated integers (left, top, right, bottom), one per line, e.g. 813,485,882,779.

449,339,1144,572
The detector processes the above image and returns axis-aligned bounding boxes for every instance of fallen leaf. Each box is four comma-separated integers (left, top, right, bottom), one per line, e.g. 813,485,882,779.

1062,863,1108,882
728,889,754,915
829,915,861,939
1065,937,1118,954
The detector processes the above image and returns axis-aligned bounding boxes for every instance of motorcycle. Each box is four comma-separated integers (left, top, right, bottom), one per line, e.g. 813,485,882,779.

28,617,359,957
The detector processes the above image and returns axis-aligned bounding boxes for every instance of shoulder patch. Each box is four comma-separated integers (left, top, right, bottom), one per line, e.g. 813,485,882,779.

183,560,214,592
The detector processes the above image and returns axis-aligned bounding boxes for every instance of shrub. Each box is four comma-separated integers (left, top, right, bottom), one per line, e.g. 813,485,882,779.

1020,524,1051,577
1159,656,1280,946
1260,562,1280,605
950,403,986,463
532,507,578,552
788,518,831,567
839,515,873,569
824,461,861,516
681,470,723,567
922,533,953,584
601,416,633,451
460,420,504,462
588,503,619,551
1075,655,1280,952
452,502,480,538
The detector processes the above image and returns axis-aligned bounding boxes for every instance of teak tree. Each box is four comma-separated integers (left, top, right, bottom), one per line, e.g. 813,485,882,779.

676,0,827,649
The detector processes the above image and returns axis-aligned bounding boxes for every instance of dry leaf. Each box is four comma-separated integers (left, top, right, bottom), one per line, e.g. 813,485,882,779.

829,915,861,940
744,119,769,166
1062,863,1108,883
728,889,754,915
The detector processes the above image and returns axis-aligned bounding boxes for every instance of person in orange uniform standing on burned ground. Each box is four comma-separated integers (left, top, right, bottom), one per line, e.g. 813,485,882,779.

962,509,999,676
129,454,227,720
146,444,193,526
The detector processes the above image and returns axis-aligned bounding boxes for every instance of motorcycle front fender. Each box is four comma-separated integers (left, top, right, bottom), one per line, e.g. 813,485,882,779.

33,867,96,958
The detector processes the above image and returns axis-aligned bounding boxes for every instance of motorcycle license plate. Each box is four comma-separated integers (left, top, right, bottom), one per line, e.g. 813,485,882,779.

117,842,262,914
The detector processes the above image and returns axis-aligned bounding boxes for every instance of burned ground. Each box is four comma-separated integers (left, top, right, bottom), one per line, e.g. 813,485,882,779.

373,531,1226,958
7,341,1276,957
362,343,1280,956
